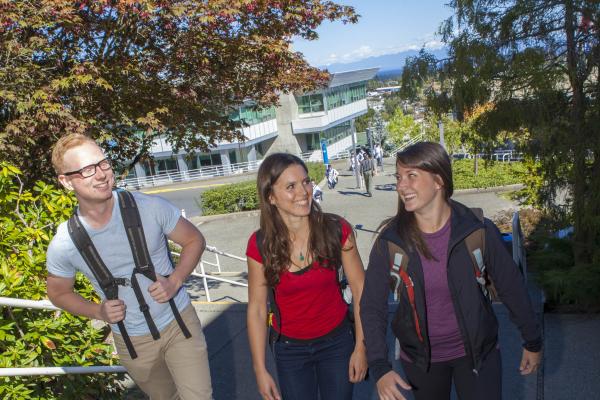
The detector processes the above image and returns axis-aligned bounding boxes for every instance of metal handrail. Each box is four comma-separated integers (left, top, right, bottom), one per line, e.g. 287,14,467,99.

0,244,248,377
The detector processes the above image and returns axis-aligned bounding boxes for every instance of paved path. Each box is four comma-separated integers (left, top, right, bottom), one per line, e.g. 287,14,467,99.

124,158,600,399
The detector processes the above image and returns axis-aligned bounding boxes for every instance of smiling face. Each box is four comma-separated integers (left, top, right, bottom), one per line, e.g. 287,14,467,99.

395,162,445,215
58,141,114,206
269,164,313,222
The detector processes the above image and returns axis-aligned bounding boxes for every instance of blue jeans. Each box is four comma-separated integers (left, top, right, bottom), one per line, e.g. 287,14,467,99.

274,326,355,400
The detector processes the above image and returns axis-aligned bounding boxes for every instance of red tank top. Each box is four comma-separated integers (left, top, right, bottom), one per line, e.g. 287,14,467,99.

246,218,352,339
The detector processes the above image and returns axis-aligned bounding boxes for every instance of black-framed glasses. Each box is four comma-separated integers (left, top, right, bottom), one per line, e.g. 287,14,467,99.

63,158,112,178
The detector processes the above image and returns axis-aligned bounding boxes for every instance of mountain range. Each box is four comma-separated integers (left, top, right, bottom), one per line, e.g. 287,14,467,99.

319,47,448,77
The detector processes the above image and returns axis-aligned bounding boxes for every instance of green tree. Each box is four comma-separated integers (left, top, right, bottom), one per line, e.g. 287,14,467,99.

387,109,421,144
0,0,357,186
402,1,600,263
445,0,600,263
355,107,375,133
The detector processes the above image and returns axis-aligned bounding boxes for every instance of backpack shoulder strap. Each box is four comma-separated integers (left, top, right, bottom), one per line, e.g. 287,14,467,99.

117,190,192,342
255,229,281,343
117,190,155,280
464,208,498,300
67,209,138,359
464,207,485,274
387,241,409,302
67,212,120,299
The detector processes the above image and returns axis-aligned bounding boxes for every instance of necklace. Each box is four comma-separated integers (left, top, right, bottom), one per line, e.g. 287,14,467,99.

299,251,305,262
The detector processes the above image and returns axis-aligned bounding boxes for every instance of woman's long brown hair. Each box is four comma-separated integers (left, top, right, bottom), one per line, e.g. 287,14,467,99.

383,141,453,259
257,153,344,287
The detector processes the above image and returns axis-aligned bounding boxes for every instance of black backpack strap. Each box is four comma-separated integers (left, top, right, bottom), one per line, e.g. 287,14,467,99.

255,230,282,344
67,213,138,359
117,190,191,341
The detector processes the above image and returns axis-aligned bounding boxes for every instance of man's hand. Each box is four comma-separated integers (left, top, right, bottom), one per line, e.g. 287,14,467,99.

98,299,126,323
376,371,412,400
520,348,542,375
148,274,181,303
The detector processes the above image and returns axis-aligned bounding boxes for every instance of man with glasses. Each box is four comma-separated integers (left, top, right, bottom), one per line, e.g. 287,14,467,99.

45,134,213,399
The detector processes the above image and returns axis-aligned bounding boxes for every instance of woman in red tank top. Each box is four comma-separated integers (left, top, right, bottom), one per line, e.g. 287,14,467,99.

246,153,367,400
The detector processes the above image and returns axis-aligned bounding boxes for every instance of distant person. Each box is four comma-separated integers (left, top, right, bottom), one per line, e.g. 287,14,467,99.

360,142,542,400
375,143,384,172
46,134,213,399
360,151,375,197
326,164,339,189
311,179,323,203
246,153,368,400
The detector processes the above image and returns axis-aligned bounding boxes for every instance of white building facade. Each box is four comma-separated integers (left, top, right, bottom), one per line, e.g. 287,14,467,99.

126,68,378,181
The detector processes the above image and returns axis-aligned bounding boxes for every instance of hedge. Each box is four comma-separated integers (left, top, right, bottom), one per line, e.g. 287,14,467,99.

200,161,325,215
452,159,527,190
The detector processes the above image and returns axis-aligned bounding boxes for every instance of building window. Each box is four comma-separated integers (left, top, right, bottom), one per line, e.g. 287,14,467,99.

143,157,179,176
297,94,325,114
325,83,367,110
230,106,276,125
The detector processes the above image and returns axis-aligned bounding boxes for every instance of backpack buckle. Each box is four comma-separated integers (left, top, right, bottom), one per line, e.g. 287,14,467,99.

476,276,486,286
114,277,131,287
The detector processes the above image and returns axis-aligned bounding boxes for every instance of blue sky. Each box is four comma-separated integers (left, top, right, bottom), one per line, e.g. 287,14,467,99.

293,0,454,67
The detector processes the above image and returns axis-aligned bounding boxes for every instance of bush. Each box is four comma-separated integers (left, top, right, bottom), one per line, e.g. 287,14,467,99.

200,180,258,215
199,161,326,216
0,162,123,399
452,159,527,189
306,162,326,183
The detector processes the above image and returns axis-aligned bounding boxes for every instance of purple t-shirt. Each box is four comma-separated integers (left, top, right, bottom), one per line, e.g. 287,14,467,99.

418,217,466,362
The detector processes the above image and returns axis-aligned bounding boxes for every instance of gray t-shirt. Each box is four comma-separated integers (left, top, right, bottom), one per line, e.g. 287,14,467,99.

46,191,191,336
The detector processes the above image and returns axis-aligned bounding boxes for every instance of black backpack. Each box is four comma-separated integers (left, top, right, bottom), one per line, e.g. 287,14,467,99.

386,208,497,342
67,189,191,359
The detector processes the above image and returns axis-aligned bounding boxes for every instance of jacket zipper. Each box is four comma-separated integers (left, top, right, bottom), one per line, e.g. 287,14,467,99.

446,228,481,374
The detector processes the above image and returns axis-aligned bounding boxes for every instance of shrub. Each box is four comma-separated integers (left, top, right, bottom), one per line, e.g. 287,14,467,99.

306,162,326,183
452,159,527,189
0,162,123,399
199,161,325,216
200,181,258,215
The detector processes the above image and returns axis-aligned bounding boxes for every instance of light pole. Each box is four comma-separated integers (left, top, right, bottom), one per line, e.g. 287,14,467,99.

350,119,361,188
438,119,446,149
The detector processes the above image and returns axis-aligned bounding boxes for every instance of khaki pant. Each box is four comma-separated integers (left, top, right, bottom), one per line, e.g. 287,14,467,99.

113,304,213,400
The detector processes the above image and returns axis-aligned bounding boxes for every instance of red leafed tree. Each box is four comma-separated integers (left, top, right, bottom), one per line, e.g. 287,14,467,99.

0,0,358,184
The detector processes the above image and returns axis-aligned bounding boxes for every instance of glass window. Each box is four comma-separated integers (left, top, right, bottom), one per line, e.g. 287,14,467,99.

297,94,325,114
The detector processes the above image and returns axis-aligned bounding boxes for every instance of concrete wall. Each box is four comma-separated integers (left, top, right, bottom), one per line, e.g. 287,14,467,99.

267,93,302,155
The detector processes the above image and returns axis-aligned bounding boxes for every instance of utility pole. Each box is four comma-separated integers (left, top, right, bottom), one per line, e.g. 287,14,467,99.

438,120,446,149
350,119,361,188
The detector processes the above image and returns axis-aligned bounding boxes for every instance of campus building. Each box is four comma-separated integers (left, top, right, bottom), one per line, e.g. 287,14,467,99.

125,68,378,181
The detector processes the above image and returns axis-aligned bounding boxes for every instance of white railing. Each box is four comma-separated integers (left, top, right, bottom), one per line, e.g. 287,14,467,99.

189,245,248,303
0,296,127,377
453,151,523,162
1,245,248,377
389,134,425,156
117,159,264,189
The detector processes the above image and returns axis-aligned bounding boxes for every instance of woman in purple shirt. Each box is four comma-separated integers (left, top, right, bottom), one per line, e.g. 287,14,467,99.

360,142,542,400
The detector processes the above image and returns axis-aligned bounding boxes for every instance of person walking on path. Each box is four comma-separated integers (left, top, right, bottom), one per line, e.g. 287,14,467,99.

246,153,368,400
46,134,213,400
360,151,375,197
360,142,542,400
326,164,339,189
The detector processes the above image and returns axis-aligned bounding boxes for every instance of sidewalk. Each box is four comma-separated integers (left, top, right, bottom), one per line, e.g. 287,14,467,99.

127,158,599,399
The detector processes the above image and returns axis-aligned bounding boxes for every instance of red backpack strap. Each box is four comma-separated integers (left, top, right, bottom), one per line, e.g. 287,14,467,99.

387,241,424,342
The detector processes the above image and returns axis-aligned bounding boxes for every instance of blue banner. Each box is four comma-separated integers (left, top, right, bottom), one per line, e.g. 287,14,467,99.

320,139,329,164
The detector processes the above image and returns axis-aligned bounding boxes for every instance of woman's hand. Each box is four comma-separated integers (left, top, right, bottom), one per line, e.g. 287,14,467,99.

519,348,542,375
255,369,281,400
376,371,412,400
348,344,368,382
